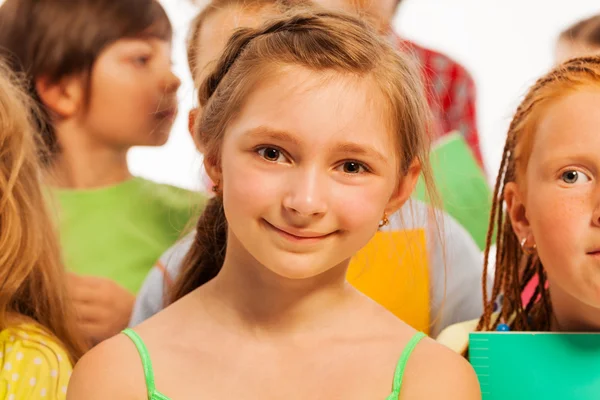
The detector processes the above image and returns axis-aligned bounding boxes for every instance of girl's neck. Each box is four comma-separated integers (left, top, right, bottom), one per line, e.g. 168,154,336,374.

203,236,357,338
549,283,600,332
48,123,132,189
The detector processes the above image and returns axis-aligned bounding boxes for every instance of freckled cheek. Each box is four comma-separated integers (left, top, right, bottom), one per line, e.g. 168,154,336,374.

527,190,586,268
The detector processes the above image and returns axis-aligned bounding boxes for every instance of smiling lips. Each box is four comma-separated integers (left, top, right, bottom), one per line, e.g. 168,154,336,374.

264,220,334,243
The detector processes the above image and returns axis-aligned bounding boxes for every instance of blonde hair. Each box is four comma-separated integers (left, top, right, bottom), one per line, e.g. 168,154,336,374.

478,56,600,332
0,63,86,362
170,9,436,302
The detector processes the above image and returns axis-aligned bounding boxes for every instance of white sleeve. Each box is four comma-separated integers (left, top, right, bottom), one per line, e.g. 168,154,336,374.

392,200,490,337
129,267,167,327
129,233,195,327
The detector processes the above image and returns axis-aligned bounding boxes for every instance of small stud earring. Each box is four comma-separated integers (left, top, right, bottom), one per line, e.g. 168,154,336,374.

378,213,389,228
520,237,537,255
212,180,220,194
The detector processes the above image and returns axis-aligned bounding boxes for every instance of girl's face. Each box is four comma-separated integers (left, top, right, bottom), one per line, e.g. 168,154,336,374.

506,89,600,328
81,37,180,149
210,66,418,280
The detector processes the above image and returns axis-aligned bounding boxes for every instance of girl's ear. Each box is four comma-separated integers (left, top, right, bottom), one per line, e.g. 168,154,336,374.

35,75,84,118
384,159,421,215
188,108,199,136
188,107,205,153
504,182,533,243
203,153,221,188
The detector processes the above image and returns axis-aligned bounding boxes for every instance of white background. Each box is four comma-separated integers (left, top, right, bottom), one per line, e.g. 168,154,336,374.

128,0,598,189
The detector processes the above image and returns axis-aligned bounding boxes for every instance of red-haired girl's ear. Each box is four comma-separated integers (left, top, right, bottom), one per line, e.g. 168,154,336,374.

504,181,531,240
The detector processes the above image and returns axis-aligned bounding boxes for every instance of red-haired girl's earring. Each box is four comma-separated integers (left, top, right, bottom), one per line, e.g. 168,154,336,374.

378,213,389,228
520,237,537,255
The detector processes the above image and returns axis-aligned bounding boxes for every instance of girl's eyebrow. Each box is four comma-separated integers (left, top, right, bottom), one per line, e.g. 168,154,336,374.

244,126,388,162
332,142,388,163
244,126,301,146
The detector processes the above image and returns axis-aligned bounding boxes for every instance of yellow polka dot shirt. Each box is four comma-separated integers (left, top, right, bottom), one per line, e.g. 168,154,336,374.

0,324,72,400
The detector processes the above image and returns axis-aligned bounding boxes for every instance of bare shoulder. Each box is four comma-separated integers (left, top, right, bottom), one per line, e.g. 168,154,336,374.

348,294,481,399
400,336,481,399
67,332,146,400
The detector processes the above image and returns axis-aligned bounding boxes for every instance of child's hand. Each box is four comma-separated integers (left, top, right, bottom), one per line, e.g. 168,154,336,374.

67,273,135,345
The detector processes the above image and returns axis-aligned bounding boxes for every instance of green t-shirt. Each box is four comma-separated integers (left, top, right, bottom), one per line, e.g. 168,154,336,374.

51,177,204,294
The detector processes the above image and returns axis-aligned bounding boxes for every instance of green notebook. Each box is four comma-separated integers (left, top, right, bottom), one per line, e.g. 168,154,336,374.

469,332,600,399
414,131,492,250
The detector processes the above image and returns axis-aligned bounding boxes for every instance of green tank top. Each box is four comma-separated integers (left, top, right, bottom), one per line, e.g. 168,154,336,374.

122,329,426,400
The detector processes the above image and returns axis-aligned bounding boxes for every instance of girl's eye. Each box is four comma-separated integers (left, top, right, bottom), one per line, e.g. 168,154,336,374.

258,147,286,162
561,170,591,185
133,55,151,66
340,161,367,174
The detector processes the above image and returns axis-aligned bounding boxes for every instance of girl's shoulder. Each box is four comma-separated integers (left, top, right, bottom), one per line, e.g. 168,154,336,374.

397,330,481,399
364,307,479,399
71,298,197,399
67,331,146,400
0,324,73,400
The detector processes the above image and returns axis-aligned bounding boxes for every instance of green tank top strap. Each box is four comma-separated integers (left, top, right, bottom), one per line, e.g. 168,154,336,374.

122,328,172,400
386,331,427,400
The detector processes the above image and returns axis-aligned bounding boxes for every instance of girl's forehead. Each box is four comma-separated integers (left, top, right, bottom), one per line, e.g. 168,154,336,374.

227,66,398,160
527,90,600,166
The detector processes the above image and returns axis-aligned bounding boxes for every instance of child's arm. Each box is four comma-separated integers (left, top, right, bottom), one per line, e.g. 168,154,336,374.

130,265,168,327
67,274,135,345
130,234,194,326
